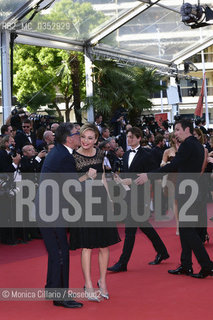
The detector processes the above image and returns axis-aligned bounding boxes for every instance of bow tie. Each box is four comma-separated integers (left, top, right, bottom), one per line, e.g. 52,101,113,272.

130,149,136,153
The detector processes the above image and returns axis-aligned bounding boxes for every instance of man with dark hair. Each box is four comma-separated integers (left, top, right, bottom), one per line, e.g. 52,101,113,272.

200,119,208,135
152,135,165,167
135,119,213,278
1,124,13,136
117,124,132,152
15,119,36,151
107,127,169,273
94,114,103,134
0,135,21,173
98,127,110,142
38,122,83,308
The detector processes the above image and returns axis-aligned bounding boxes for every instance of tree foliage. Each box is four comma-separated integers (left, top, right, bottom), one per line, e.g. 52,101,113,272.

12,0,105,122
86,60,165,125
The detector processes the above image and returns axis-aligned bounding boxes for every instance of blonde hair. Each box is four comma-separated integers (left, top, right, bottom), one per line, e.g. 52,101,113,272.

80,123,99,139
194,128,204,145
169,132,176,149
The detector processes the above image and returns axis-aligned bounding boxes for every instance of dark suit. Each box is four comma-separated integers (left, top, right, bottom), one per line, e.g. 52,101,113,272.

20,156,44,174
118,146,168,266
15,131,36,151
0,149,17,244
0,149,16,173
39,143,77,289
151,146,164,167
117,133,127,152
156,136,212,269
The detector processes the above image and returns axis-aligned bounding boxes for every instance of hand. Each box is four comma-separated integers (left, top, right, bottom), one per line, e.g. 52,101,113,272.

87,168,97,180
37,150,46,158
113,173,120,184
12,153,21,165
121,178,132,186
209,151,213,157
208,157,213,164
134,173,148,185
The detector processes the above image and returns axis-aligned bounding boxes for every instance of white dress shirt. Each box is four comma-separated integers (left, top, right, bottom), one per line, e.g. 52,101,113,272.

63,145,73,154
128,146,140,168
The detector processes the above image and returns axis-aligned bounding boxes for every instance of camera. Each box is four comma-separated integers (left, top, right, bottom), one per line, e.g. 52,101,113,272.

29,114,56,130
8,145,17,157
9,187,20,197
11,103,26,116
0,174,10,188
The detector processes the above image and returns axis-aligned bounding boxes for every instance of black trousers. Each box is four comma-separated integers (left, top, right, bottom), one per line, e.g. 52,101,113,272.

179,227,212,269
40,228,69,289
119,221,168,266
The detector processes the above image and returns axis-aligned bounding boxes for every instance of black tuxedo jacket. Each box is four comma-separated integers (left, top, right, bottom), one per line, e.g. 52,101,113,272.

41,143,76,174
20,156,44,174
15,131,36,151
0,149,16,173
157,136,204,173
122,147,157,225
151,146,164,167
123,146,158,173
117,133,127,152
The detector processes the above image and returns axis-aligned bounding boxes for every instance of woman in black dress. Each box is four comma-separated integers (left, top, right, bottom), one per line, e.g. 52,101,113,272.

70,123,120,300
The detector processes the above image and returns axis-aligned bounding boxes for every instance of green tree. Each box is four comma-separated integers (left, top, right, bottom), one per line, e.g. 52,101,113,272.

12,0,106,122
86,60,165,125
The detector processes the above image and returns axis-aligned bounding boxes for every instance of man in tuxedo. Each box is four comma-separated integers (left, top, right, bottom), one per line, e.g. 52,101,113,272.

98,126,110,143
38,123,83,308
151,134,165,167
108,127,169,273
94,114,104,134
0,135,21,173
20,145,46,173
15,119,36,151
135,119,213,278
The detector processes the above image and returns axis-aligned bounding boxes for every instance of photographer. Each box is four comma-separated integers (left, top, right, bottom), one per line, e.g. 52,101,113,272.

0,135,21,173
36,130,55,152
0,136,21,245
111,108,128,136
19,145,46,240
29,114,56,132
7,105,29,131
14,119,36,151
142,115,159,134
20,145,46,174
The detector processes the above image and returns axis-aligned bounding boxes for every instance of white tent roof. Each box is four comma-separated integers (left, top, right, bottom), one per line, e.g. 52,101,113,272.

1,0,213,72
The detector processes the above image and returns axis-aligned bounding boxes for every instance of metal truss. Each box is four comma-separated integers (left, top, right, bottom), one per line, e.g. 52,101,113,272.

15,30,84,52
172,34,213,65
87,44,178,76
86,0,161,45
0,0,46,30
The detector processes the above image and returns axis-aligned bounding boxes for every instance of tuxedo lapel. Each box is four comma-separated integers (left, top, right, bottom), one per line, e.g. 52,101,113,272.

123,151,130,172
129,147,143,171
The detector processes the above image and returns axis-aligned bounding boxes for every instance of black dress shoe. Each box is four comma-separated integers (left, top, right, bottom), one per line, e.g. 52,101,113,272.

107,262,127,272
191,268,213,279
168,265,193,275
148,253,170,265
53,300,83,308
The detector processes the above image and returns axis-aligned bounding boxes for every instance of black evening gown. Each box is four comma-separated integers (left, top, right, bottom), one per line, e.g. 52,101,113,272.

69,148,121,250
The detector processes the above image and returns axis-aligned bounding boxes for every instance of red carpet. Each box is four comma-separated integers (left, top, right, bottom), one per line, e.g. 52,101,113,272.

1,220,213,320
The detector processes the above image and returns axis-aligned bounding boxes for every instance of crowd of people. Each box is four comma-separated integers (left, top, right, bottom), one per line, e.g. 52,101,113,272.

0,110,213,307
